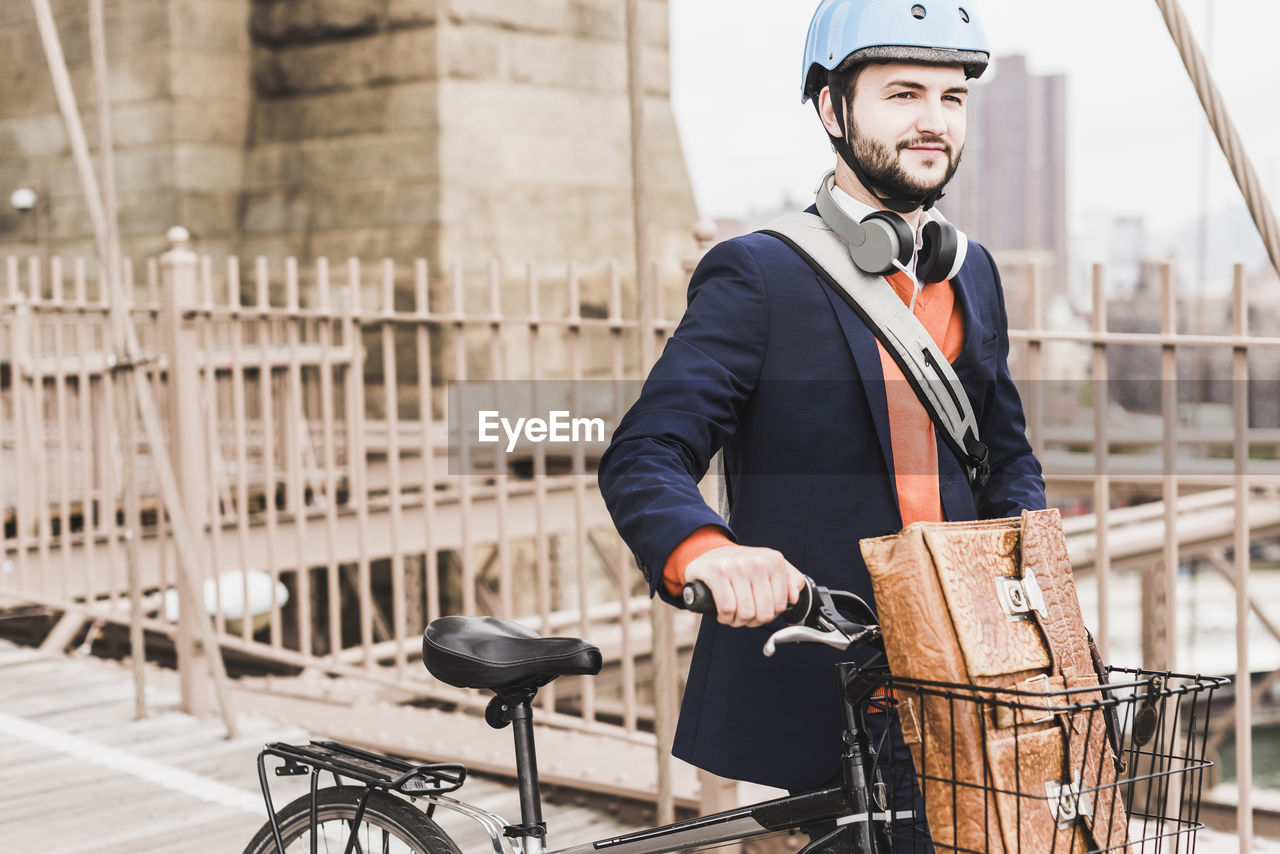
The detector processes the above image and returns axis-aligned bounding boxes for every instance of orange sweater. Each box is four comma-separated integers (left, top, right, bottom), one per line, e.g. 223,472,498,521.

661,271,965,596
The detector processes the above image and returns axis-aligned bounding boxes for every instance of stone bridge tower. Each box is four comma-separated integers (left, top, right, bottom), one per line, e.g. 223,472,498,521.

0,0,699,283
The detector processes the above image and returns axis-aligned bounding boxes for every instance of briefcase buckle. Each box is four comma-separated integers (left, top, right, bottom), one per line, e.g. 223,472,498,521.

1045,776,1092,828
994,567,1047,622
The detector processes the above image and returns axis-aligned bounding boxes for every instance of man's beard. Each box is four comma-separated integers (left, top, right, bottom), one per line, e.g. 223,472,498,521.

849,119,962,200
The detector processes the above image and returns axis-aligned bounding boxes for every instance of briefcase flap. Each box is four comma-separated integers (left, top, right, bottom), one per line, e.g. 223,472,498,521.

861,515,1052,683
923,523,1051,678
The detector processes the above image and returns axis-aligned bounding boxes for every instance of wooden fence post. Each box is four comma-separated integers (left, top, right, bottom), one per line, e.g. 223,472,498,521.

161,227,212,716
9,274,35,551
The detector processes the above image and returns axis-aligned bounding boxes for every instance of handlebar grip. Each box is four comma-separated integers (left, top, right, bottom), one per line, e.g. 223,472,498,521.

681,580,717,613
682,578,813,625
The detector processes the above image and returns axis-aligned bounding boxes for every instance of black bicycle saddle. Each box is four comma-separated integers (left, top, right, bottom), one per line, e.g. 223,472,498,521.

422,616,602,693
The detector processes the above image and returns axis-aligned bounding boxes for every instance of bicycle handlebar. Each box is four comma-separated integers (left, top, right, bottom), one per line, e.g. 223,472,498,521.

681,575,881,656
680,577,814,624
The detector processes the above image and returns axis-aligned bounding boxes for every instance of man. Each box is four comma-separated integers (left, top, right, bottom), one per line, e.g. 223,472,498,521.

599,0,1044,809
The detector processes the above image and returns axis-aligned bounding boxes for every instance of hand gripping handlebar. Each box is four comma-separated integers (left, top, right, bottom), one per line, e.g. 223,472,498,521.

681,576,881,656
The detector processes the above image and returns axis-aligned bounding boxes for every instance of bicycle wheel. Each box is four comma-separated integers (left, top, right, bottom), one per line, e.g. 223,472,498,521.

243,785,462,854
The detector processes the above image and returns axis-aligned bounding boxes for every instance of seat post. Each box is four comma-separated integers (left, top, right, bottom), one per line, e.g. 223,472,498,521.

509,698,546,854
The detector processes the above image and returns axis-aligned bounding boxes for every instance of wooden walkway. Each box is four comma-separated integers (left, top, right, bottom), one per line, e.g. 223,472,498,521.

0,639,642,854
1,638,1273,853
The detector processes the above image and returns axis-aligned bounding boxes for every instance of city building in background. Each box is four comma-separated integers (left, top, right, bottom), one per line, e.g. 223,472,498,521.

946,54,1068,327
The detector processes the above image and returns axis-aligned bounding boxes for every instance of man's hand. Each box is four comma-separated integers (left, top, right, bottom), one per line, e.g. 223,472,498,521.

684,545,806,627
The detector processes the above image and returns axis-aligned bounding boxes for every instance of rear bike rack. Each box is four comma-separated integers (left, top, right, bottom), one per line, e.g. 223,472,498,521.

256,740,467,852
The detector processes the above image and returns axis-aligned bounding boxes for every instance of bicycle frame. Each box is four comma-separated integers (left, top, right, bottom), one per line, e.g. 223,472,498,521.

254,661,909,854
553,786,852,854
547,660,908,854
252,573,1230,854
411,785,856,854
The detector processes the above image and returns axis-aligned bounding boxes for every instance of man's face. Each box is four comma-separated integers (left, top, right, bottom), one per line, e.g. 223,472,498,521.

843,62,969,198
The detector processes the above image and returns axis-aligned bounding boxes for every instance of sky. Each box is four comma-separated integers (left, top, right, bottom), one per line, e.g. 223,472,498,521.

668,0,1280,245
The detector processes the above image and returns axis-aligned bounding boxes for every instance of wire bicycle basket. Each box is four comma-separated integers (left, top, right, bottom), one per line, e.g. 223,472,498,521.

864,667,1228,853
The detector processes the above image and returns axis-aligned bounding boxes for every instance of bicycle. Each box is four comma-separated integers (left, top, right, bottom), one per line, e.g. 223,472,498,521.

243,577,1228,854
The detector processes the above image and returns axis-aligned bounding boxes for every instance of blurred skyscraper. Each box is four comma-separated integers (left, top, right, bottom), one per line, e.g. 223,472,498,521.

946,55,1068,313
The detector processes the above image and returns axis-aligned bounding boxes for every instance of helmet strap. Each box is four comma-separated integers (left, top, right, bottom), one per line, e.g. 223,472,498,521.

823,72,946,214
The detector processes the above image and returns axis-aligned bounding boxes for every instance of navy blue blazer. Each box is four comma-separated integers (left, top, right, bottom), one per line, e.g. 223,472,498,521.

597,221,1045,791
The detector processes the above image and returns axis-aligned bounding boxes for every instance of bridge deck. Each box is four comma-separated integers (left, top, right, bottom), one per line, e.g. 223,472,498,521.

0,639,643,854
0,638,1272,852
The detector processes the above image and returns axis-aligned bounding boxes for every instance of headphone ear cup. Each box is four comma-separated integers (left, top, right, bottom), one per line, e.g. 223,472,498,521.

917,219,960,285
854,211,914,275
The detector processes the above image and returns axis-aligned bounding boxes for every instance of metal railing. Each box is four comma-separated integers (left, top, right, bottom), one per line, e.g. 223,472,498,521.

1008,260,1276,845
1,233,1275,835
0,233,694,732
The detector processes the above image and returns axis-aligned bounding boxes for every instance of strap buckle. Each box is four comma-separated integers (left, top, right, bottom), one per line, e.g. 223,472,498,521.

964,433,990,488
1022,673,1055,724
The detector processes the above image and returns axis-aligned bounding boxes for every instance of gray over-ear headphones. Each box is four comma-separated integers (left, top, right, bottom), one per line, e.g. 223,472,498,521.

814,172,967,285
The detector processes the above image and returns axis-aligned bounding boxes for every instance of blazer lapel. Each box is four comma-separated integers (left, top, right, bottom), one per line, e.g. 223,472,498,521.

938,261,991,520
947,260,992,370
816,282,897,494
795,204,994,509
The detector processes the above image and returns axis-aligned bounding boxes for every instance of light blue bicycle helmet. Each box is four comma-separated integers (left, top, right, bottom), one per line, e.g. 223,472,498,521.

801,0,990,104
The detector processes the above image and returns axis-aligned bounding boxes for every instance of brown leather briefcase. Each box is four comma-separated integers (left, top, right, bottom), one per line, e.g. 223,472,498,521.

860,509,1127,853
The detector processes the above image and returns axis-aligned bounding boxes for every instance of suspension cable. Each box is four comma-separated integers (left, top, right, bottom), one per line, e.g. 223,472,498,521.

1154,0,1280,279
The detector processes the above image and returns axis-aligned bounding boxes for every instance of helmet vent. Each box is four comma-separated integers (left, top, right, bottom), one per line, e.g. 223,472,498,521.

959,7,970,22
911,4,926,19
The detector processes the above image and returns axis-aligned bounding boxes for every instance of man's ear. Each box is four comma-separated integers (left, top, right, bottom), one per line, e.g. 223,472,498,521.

817,86,845,139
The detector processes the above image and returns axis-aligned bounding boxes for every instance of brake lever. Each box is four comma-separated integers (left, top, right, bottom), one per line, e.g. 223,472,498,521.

763,625,853,657
762,617,881,657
